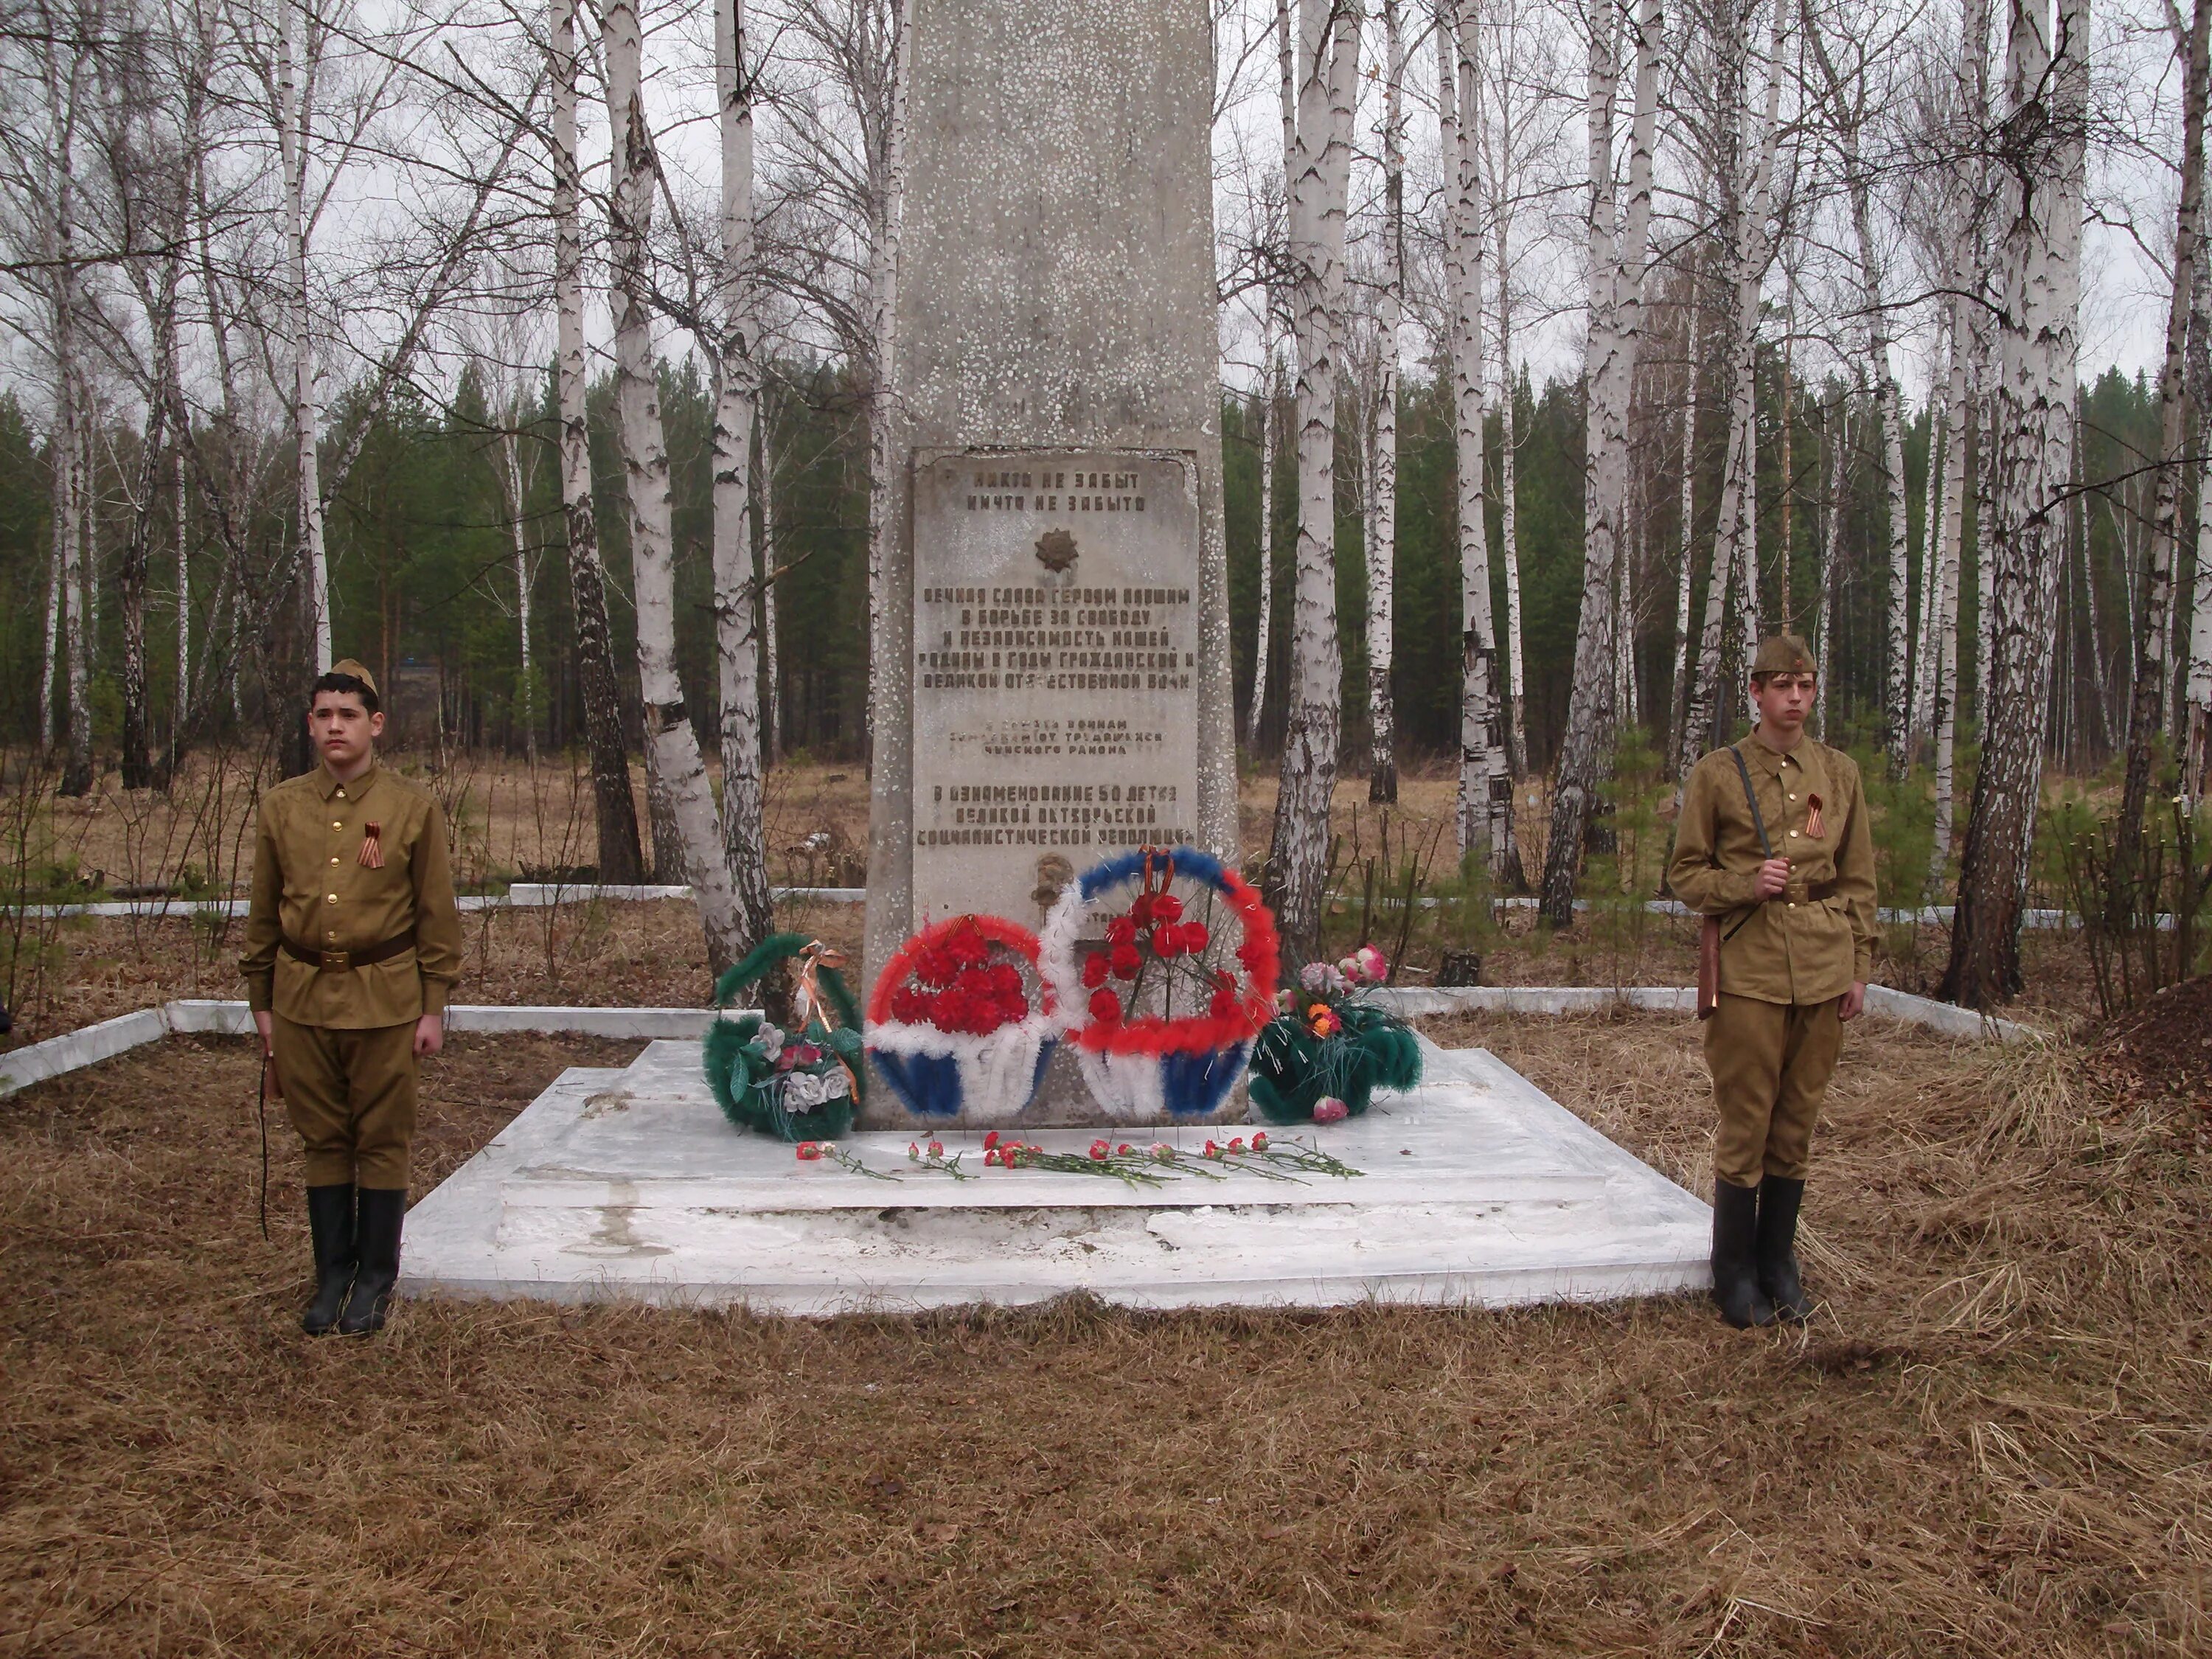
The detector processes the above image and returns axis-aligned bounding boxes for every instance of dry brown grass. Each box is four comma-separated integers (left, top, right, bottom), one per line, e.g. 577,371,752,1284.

3,1010,2208,1656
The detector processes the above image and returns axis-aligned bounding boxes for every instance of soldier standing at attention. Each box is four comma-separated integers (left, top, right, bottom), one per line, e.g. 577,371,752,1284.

241,662,464,1335
1667,635,1878,1328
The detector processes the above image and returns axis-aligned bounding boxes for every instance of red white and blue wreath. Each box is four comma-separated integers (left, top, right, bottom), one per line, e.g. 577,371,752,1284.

865,914,1060,1124
1038,846,1279,1121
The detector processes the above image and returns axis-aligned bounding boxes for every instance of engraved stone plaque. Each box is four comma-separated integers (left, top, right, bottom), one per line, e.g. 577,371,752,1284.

911,448,1201,930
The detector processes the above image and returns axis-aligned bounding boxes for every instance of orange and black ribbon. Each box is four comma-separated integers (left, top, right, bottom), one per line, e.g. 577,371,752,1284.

358,821,385,869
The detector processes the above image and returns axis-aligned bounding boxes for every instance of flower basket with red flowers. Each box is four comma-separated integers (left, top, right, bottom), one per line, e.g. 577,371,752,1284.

1038,846,1279,1121
864,915,1060,1123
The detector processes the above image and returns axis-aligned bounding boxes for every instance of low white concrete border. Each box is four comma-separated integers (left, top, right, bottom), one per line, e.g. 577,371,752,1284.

2,978,2034,1100
7,883,867,921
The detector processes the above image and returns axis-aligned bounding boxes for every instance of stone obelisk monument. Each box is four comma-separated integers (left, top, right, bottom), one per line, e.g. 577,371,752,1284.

860,0,1236,1122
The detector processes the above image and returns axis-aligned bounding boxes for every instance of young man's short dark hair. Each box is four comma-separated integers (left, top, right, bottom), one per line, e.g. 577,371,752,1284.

310,670,379,714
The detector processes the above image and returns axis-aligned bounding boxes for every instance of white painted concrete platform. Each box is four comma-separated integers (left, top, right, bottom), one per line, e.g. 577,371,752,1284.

402,1034,1711,1314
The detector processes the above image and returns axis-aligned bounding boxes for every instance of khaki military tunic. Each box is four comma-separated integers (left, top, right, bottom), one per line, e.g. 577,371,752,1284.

240,762,464,1188
1667,736,1879,1187
241,762,464,1025
1668,737,1877,1003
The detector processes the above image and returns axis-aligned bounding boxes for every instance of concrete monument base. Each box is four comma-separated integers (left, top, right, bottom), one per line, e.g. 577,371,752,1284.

403,1034,1709,1314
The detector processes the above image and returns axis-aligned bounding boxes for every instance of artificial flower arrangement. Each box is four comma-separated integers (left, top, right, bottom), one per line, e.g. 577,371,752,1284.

865,914,1060,1123
1247,942,1423,1124
703,933,866,1142
1038,846,1279,1121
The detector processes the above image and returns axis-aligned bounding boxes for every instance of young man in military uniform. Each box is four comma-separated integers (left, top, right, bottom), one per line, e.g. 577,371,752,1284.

241,662,464,1335
1666,634,1878,1327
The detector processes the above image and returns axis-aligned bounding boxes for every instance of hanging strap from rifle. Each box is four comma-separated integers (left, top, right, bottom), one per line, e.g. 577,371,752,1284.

1723,744,1771,944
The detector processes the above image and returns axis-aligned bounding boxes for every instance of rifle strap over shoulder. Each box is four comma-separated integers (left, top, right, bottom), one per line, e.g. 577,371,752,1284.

1722,743,1773,943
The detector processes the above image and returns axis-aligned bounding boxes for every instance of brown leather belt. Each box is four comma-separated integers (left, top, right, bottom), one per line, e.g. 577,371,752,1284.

1800,879,1841,903
281,928,417,973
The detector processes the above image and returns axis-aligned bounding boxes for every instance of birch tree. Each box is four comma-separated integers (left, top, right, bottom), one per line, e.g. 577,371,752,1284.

1366,0,1405,803
1540,0,1658,922
1248,0,1298,752
1926,0,1994,886
1444,0,1519,886
2111,0,2211,911
710,0,775,955
549,0,645,883
1679,0,1786,782
1941,0,2088,1006
1265,0,1359,962
604,0,748,967
1805,0,1912,775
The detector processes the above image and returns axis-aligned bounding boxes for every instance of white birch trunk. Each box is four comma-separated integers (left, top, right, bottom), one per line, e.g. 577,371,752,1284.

2185,439,2212,797
759,410,781,763
1496,218,1528,777
1680,0,1785,777
276,0,330,674
1447,2,1514,882
1814,403,1846,734
712,0,775,956
551,0,645,883
1367,0,1404,804
1249,364,1275,748
1539,0,1658,919
863,0,911,751
1265,0,1359,960
1670,321,1699,758
605,0,746,968
1250,0,1293,754
497,426,532,759
41,453,63,748
2115,0,2210,853
1913,375,1947,745
1943,0,2088,1006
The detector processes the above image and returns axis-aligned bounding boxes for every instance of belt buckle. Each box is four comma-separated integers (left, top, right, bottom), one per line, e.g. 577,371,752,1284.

319,948,352,973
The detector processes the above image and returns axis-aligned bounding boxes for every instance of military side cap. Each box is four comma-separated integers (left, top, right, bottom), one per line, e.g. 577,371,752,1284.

327,658,380,698
1751,633,1815,675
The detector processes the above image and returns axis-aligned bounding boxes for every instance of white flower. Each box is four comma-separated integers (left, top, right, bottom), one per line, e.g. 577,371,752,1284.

752,1022,785,1062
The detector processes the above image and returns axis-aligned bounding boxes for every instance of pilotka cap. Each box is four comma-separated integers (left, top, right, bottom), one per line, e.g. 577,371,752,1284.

326,658,379,698
1751,634,1815,676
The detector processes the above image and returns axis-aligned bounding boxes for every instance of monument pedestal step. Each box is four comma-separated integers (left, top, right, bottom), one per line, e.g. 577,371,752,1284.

402,1037,1711,1314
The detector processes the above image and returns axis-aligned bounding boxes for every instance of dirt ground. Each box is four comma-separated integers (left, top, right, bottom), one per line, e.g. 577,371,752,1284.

2,1009,2207,1657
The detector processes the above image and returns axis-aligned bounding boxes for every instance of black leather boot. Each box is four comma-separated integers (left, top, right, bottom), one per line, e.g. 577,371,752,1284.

1711,1180,1776,1328
337,1188,406,1336
1756,1175,1811,1322
302,1183,356,1335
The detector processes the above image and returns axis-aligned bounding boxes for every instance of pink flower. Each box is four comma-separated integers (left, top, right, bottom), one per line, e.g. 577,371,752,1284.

927,1140,945,1159
1148,1141,1175,1162
1116,1143,1133,1155
1312,1097,1350,1124
1354,944,1389,984
908,1141,921,1160
1090,1138,1111,1161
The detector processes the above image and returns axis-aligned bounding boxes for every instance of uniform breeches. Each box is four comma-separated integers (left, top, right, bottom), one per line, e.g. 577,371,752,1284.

1705,993,1841,1189
271,1014,417,1189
